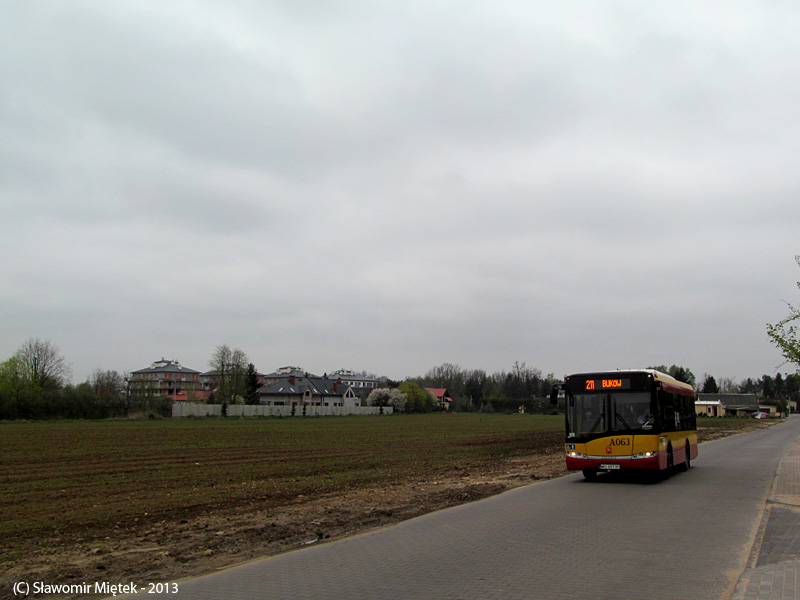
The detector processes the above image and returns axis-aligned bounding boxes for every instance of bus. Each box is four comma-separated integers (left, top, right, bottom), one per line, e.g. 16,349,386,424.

551,369,697,479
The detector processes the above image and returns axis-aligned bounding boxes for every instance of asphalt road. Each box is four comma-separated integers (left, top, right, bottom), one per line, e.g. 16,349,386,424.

128,418,800,600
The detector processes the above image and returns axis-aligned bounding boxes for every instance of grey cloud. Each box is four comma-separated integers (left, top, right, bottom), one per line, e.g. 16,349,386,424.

2,1,800,383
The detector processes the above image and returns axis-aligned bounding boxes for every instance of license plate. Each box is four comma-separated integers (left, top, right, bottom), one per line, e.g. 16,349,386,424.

599,464,620,470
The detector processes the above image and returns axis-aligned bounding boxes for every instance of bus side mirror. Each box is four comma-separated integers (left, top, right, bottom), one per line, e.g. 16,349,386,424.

550,387,559,405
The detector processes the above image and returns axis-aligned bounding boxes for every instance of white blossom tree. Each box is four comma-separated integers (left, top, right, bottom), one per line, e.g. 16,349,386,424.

366,388,407,412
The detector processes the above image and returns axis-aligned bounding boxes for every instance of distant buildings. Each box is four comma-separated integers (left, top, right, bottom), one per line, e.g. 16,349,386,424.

262,367,378,389
262,366,310,386
127,358,205,401
694,394,760,417
695,393,795,417
127,359,378,405
258,372,361,408
328,369,380,395
258,367,380,407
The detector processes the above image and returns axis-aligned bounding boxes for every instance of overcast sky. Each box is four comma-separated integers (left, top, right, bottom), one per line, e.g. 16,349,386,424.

2,1,799,385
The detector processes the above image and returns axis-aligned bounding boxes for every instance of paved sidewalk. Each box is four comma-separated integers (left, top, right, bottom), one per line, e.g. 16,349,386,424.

109,419,800,600
733,423,800,600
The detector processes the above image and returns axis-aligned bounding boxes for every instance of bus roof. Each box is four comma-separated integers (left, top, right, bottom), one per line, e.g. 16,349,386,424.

566,369,695,396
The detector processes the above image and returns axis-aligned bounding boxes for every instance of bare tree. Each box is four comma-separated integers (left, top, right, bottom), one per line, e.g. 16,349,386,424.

423,363,465,400
15,338,71,390
718,377,740,394
208,344,249,406
90,369,126,414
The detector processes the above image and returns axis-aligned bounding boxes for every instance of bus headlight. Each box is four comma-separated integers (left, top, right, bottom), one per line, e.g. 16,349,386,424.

567,451,588,459
632,451,659,459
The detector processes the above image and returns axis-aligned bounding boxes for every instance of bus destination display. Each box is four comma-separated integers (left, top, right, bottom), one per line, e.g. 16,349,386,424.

584,378,631,391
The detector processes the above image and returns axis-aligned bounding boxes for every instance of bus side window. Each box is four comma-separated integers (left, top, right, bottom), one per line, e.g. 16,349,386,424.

659,390,675,432
682,395,696,431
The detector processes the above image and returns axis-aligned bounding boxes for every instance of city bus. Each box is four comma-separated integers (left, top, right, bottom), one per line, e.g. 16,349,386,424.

551,369,697,479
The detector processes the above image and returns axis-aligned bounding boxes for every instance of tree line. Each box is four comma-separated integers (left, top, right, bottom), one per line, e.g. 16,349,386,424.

0,338,131,420
2,342,799,421
0,341,251,420
395,361,562,414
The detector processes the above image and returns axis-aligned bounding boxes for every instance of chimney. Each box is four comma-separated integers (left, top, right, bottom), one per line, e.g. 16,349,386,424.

333,382,338,393
289,375,296,385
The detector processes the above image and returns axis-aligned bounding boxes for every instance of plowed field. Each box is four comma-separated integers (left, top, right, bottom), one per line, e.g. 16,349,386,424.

0,414,774,598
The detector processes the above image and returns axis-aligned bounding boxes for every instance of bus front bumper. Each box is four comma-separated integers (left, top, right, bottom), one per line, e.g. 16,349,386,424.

566,451,662,471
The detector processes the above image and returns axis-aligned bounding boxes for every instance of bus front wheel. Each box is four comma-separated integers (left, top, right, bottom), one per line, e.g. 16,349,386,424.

582,469,598,480
681,441,691,471
663,446,674,478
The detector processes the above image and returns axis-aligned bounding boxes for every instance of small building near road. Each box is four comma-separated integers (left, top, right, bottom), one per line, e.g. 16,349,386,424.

758,404,778,417
695,394,760,417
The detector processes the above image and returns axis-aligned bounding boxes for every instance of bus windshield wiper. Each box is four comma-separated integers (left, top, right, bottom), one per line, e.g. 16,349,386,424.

615,412,632,431
589,413,604,433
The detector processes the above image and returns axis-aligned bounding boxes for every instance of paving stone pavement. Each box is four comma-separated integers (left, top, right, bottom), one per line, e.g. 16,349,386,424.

734,422,800,600
113,418,800,600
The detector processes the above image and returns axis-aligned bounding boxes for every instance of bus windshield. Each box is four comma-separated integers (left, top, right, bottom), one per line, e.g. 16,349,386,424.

567,392,653,438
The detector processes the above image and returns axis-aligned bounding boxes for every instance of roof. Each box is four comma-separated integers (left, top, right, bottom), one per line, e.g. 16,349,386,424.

425,388,453,402
697,394,760,411
330,369,378,382
260,375,353,397
263,367,319,379
130,359,200,375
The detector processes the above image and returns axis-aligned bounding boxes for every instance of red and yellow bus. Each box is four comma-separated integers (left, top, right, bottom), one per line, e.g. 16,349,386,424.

552,370,697,479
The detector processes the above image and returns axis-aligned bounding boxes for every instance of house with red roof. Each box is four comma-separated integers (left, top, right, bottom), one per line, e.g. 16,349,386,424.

425,388,453,411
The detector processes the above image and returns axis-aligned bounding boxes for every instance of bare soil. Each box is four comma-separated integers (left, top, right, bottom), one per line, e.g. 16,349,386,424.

5,420,775,597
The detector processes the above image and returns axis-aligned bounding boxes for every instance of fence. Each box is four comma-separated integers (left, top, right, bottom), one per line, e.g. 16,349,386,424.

172,402,393,418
